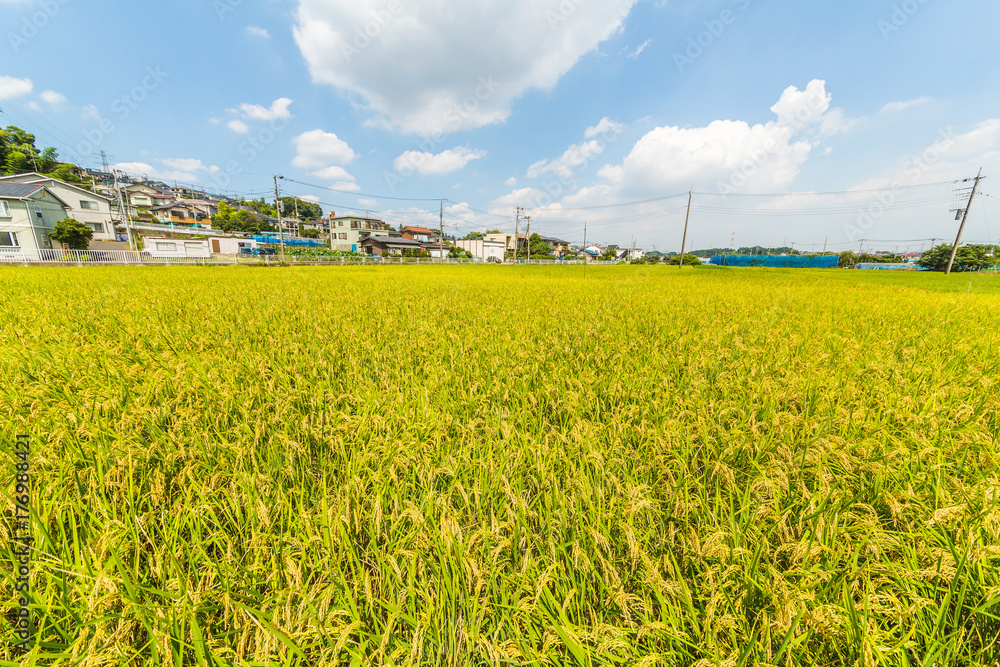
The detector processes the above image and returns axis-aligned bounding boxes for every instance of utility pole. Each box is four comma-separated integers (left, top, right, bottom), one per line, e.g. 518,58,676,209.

274,175,286,264
946,169,985,275
113,170,134,251
525,216,532,263
583,220,588,275
679,188,692,268
439,199,446,262
513,206,521,263
823,237,828,254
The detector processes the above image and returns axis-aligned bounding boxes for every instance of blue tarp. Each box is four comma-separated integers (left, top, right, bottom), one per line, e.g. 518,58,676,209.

709,255,839,268
251,234,325,248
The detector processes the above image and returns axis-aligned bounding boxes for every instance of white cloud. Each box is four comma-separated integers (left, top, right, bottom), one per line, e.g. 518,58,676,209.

299,195,321,203
585,117,624,139
292,0,639,135
39,90,66,105
626,39,651,59
505,176,518,186
160,158,220,174
292,129,359,168
237,98,293,121
227,119,250,134
82,105,101,121
880,97,932,114
331,181,361,192
247,26,271,38
311,165,355,182
393,147,486,176
0,75,33,100
112,161,200,183
25,101,41,112
528,140,606,179
597,80,840,195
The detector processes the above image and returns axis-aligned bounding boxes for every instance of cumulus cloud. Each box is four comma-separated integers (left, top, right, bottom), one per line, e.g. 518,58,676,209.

39,90,66,105
880,97,931,114
393,147,486,176
597,80,841,196
236,98,293,121
292,129,358,169
112,161,199,183
247,26,270,38
585,117,624,139
0,75,32,100
292,0,639,135
227,120,250,134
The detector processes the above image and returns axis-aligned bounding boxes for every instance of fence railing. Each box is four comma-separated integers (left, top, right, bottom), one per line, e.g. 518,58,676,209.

0,248,620,266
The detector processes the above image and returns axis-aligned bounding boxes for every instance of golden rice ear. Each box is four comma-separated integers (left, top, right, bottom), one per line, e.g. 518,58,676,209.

5,265,997,664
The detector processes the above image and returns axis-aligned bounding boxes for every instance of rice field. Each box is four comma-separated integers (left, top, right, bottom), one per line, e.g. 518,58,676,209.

2,265,999,666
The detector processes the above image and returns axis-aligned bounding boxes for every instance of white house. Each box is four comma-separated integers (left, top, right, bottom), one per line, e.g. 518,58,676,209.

210,237,257,254
0,173,116,241
0,183,71,260
455,238,506,262
141,236,211,258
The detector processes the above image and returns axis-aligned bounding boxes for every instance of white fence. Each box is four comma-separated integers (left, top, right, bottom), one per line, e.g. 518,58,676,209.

0,248,616,266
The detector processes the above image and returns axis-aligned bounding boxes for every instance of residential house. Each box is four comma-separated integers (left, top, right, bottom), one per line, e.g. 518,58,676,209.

455,238,506,262
618,248,645,261
360,236,426,256
0,173,116,241
142,237,211,258
124,183,174,215
486,232,528,255
0,183,71,259
537,235,571,257
401,226,439,243
328,215,390,252
150,203,212,228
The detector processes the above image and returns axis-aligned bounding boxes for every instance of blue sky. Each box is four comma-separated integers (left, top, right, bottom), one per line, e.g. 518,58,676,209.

2,0,999,253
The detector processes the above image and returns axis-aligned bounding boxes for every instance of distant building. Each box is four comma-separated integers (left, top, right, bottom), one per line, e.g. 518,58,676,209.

0,173,116,241
142,237,211,258
455,238,506,261
360,236,425,256
0,183,70,257
328,215,390,252
537,235,571,257
401,226,439,243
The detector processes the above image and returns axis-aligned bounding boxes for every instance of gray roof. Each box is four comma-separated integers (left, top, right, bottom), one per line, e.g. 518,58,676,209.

363,236,424,247
0,183,44,199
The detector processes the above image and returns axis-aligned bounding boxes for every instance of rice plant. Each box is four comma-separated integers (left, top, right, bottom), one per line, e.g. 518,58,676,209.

1,265,998,666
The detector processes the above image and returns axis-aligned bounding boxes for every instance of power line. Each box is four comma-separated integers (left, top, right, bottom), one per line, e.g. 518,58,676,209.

281,177,443,202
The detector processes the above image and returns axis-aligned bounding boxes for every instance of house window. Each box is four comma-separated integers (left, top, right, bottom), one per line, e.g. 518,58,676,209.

155,242,177,251
34,205,43,220
87,223,105,233
80,201,100,210
339,233,347,240
0,201,10,217
184,242,203,251
173,211,187,219
0,231,19,247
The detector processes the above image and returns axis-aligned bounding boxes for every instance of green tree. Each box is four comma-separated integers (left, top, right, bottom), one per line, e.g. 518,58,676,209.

667,253,703,266
3,151,31,175
528,233,551,257
918,244,991,272
300,228,320,239
49,218,94,250
462,231,486,241
600,247,617,261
